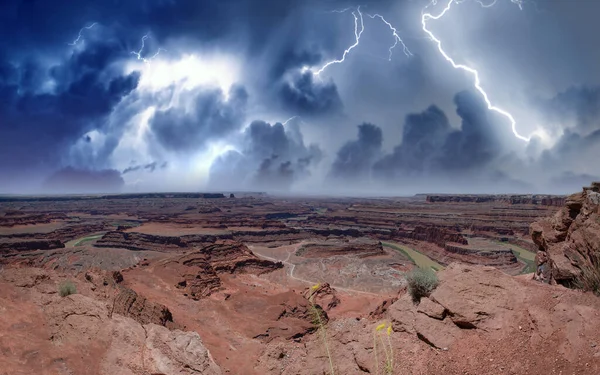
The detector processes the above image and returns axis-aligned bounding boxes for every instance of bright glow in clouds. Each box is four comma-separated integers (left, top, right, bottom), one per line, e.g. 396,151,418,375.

422,0,531,142
193,142,238,185
116,53,245,190
127,53,242,94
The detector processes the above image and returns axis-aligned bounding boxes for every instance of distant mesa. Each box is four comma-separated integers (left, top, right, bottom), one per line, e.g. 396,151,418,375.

426,194,566,207
0,192,226,202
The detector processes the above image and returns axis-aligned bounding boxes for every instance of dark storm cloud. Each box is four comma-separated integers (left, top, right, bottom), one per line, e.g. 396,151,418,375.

438,91,502,170
363,90,502,182
43,167,124,194
209,120,322,191
538,86,600,135
550,172,600,192
539,129,600,168
0,38,139,181
373,105,450,178
330,123,383,179
122,161,167,175
0,0,368,63
149,85,248,152
278,71,344,117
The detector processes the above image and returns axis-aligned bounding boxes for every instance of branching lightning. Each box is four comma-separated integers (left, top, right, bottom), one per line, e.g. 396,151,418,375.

313,6,414,76
68,22,97,46
367,14,413,59
422,0,530,142
313,7,365,75
131,34,166,63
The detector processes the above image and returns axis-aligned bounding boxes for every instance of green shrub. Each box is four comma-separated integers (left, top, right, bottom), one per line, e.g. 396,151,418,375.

59,280,77,297
574,253,600,295
406,268,439,302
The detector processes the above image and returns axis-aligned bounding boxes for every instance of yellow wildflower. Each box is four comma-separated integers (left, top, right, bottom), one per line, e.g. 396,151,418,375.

387,325,392,336
311,283,320,291
376,323,386,331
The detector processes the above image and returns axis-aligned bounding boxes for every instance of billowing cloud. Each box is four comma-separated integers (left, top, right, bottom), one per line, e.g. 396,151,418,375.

0,38,139,190
368,91,502,181
2,0,600,194
330,123,383,180
209,120,322,191
278,71,343,117
538,86,600,135
149,85,248,152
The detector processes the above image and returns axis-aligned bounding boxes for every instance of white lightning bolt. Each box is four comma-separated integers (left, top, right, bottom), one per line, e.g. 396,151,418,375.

131,34,166,63
314,7,365,75
422,0,530,142
367,14,413,60
68,22,97,46
475,0,498,8
283,116,300,125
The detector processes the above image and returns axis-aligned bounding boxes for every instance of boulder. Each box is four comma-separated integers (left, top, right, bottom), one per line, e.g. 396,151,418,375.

303,282,340,311
417,297,446,320
112,287,173,326
430,263,522,330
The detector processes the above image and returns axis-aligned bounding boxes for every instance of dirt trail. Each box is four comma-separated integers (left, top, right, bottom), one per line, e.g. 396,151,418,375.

250,244,384,297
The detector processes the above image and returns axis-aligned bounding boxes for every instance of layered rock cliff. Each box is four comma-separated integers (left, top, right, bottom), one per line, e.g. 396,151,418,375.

531,182,600,284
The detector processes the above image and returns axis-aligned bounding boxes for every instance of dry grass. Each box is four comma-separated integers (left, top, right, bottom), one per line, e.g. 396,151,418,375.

575,253,600,295
308,283,335,375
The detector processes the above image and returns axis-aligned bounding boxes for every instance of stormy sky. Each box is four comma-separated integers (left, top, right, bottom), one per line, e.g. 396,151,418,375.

1,0,599,195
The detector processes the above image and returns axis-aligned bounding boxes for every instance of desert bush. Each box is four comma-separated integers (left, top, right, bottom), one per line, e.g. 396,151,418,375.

59,280,77,297
406,268,439,302
575,253,600,295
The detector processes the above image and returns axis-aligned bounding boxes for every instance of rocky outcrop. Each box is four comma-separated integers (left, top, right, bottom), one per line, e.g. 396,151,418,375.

444,243,518,267
0,239,64,254
95,231,192,251
530,183,600,284
159,242,282,299
178,255,223,299
303,283,340,311
200,241,284,274
389,263,526,348
112,287,174,326
1,223,111,242
397,225,468,247
0,212,68,226
41,293,222,375
296,238,384,258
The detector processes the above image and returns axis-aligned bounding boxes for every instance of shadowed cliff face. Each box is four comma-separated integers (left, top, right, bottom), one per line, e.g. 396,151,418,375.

531,182,600,284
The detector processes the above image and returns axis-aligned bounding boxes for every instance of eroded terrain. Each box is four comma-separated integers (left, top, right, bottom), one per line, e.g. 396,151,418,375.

2,191,599,374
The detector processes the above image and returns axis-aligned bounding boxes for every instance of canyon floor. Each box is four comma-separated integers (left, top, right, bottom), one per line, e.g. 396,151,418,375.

1,192,599,374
